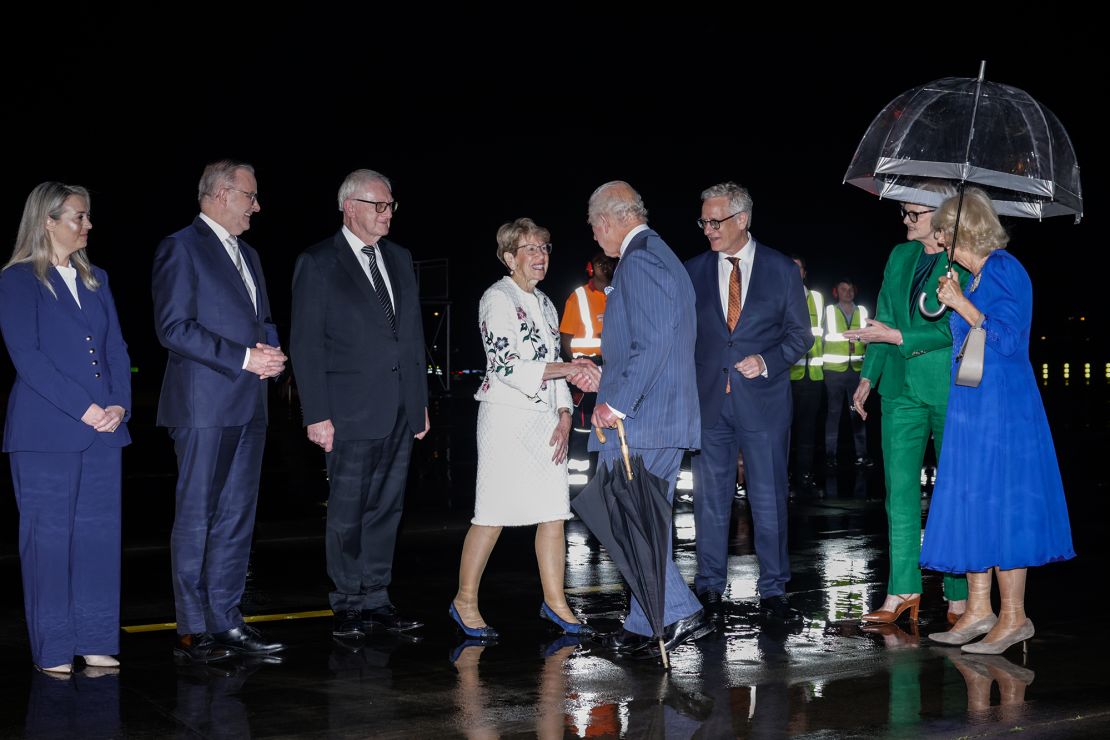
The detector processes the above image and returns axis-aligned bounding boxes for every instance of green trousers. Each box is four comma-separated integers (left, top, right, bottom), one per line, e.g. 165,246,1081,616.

881,390,968,600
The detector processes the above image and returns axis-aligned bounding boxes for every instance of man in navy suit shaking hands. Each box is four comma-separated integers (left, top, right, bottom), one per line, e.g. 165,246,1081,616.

684,182,812,623
152,160,287,662
585,181,714,657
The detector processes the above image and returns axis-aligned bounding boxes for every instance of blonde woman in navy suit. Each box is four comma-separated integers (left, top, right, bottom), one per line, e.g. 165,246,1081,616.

0,182,131,675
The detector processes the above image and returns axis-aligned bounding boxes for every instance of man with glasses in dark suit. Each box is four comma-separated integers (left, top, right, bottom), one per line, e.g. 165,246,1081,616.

291,169,429,642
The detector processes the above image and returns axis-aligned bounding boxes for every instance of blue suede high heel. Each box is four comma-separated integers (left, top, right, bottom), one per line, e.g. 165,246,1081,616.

540,602,595,637
448,602,499,640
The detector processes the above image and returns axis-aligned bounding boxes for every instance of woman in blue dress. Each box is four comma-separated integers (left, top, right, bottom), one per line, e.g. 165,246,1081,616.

920,188,1075,654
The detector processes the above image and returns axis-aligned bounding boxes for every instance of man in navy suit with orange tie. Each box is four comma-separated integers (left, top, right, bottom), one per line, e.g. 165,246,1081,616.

586,181,713,657
152,160,287,662
685,182,812,622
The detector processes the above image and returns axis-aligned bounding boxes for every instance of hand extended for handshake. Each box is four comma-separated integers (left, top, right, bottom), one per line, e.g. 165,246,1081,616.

565,357,602,392
81,403,125,433
246,342,287,380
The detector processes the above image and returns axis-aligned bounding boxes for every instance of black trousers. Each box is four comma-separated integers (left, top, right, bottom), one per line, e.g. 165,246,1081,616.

824,369,867,458
325,408,414,612
789,377,823,475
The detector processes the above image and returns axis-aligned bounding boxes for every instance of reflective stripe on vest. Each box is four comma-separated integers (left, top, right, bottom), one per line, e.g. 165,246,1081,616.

791,290,825,381
823,304,868,372
569,286,602,351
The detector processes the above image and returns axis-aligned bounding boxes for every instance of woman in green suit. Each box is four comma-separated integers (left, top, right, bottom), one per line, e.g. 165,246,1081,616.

849,181,968,625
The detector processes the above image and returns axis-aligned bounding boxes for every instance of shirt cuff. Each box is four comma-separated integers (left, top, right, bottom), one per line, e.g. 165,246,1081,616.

608,403,626,419
242,348,251,370
757,354,769,378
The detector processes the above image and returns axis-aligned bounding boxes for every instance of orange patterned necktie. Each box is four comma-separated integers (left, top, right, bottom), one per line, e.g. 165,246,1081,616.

725,257,741,393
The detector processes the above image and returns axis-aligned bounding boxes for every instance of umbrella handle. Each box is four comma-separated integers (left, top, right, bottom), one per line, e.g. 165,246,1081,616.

593,421,634,481
917,290,948,318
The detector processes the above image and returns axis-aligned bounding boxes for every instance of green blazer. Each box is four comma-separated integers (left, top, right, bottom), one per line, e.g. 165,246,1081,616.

860,241,968,407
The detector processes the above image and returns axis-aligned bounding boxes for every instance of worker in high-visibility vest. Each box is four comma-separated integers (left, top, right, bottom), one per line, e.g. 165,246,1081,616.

788,256,824,492
560,251,616,456
823,278,872,468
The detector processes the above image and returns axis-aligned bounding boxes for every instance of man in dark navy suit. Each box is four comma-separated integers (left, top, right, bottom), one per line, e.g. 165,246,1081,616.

685,182,812,622
290,170,429,641
152,160,287,662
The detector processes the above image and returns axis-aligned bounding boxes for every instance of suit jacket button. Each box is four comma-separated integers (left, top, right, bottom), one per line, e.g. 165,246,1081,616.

94,372,101,378
89,347,96,354
91,360,98,366
728,341,733,347
85,336,93,341
391,366,398,372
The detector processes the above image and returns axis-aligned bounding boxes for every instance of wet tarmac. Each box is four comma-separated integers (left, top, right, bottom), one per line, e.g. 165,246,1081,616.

1,377,1108,738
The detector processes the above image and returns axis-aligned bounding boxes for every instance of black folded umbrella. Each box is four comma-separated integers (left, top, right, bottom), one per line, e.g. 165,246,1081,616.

570,420,673,668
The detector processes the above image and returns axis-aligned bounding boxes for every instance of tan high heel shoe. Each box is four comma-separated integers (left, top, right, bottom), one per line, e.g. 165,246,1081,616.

929,614,998,646
861,594,920,624
962,619,1034,654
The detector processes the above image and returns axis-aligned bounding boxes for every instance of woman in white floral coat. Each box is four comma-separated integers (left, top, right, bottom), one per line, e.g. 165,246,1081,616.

449,218,597,640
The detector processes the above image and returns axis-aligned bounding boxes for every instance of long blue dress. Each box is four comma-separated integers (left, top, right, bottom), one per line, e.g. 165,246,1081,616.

919,250,1075,573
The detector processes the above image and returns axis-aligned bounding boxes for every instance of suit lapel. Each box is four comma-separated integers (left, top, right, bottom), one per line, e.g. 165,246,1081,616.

194,218,257,314
47,268,90,327
736,242,769,334
334,233,382,315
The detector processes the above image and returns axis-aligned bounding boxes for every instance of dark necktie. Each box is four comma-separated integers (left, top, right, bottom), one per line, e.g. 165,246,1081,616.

361,244,396,332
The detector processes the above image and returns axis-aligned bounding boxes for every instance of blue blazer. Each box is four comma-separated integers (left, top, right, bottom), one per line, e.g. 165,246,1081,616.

0,263,132,452
152,217,278,428
685,239,812,431
588,228,700,452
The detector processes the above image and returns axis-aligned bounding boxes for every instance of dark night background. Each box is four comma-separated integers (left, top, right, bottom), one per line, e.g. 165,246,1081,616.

1,13,1104,405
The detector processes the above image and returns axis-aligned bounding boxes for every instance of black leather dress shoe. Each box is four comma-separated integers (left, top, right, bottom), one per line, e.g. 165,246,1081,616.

698,590,724,609
174,633,234,664
646,609,715,657
213,624,285,655
599,628,652,655
759,595,803,624
362,606,424,633
333,609,365,639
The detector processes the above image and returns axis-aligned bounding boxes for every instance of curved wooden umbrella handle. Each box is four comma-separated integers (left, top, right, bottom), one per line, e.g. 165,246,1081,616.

593,421,634,481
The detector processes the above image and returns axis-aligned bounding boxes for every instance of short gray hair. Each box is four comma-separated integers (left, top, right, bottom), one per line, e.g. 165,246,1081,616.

587,181,648,225
198,159,255,204
701,182,753,227
338,169,393,210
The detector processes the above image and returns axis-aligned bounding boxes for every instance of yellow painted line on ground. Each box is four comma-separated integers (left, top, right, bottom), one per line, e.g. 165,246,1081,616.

122,609,333,634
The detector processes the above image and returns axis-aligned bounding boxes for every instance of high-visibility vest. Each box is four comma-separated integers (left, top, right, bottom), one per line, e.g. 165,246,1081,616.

823,304,868,372
791,289,824,381
566,285,604,357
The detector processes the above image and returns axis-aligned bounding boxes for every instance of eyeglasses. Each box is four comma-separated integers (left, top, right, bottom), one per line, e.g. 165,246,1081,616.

514,242,553,256
351,198,399,214
697,211,743,231
226,187,259,205
899,206,935,223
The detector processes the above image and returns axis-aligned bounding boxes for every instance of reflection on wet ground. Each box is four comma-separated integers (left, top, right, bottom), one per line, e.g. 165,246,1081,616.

0,379,1108,737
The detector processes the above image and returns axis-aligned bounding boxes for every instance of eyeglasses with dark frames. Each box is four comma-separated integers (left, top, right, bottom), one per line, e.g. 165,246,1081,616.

899,206,935,223
226,187,259,205
697,211,744,231
351,198,399,214
514,242,553,256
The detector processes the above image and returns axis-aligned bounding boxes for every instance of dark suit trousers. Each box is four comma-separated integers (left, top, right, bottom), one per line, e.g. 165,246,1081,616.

325,407,414,612
790,377,824,474
10,441,122,668
693,394,792,598
824,370,867,458
169,395,267,634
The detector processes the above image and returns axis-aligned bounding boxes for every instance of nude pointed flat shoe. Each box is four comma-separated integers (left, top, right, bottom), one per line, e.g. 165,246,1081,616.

962,619,1034,655
929,615,998,646
83,655,120,668
35,663,73,676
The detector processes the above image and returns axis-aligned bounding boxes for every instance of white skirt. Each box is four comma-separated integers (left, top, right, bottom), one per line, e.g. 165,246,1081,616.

473,401,571,526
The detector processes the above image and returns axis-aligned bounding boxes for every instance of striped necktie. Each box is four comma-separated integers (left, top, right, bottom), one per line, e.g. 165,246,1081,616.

361,244,396,332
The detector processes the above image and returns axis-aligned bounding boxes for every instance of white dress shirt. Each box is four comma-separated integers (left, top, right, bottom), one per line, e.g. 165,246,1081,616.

199,212,256,369
342,225,395,308
55,264,81,307
717,235,755,317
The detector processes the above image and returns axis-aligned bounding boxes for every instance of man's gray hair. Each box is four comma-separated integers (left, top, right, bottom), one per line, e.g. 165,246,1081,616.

198,160,255,204
700,182,753,227
587,181,648,225
338,169,393,210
